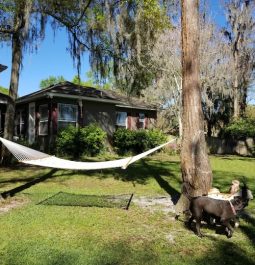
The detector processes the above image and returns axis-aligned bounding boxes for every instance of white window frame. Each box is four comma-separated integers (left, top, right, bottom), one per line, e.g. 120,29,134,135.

58,103,78,130
116,111,127,128
39,104,49,136
138,113,145,129
15,110,26,137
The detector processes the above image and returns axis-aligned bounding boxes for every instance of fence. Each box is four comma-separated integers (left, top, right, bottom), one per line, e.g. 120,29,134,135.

207,137,254,156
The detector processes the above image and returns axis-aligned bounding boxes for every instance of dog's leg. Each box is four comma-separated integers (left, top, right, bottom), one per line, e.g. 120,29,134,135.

195,218,203,238
222,220,234,238
188,216,194,228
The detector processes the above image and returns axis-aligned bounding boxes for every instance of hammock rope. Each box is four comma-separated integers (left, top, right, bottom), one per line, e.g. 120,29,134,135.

0,137,176,170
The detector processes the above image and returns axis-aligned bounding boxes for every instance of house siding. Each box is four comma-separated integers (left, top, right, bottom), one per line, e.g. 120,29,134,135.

83,101,116,136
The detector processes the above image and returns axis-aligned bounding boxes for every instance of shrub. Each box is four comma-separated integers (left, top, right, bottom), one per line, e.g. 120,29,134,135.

146,129,168,149
112,128,135,154
221,118,255,140
80,124,107,156
56,124,106,158
113,128,167,155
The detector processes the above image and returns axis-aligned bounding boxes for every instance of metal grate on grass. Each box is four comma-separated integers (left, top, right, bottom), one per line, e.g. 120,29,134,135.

38,192,133,209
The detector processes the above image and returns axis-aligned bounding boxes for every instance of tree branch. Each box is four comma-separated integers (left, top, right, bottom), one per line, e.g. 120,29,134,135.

0,26,15,34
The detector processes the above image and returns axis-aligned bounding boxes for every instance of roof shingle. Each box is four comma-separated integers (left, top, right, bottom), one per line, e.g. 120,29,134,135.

17,81,156,110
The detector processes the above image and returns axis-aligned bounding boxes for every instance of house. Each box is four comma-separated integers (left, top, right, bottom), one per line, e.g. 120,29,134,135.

15,81,157,149
0,64,7,73
0,92,10,134
0,64,8,134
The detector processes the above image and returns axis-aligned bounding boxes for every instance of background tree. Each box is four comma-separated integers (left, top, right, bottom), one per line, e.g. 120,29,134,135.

142,27,182,136
223,0,255,118
143,14,234,137
0,86,8,95
200,17,234,136
179,0,212,208
72,71,113,89
39,75,66,88
83,0,171,95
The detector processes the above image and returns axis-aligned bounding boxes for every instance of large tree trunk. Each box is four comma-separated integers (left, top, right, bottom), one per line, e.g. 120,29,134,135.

1,33,22,164
1,20,23,164
233,61,240,119
176,0,212,215
4,33,22,141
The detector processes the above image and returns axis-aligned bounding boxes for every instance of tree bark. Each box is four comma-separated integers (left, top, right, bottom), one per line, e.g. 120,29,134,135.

1,32,22,164
1,3,24,164
233,54,240,119
180,0,212,199
4,33,22,140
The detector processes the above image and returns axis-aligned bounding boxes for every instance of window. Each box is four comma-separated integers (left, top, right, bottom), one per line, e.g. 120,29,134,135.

39,104,48,135
116,112,127,128
15,110,26,137
58,103,78,130
138,113,145,129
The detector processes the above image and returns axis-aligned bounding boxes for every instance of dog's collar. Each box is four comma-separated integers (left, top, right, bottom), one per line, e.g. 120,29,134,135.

229,201,236,215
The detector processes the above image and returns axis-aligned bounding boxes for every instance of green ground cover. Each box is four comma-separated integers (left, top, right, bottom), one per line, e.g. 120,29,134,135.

0,154,254,265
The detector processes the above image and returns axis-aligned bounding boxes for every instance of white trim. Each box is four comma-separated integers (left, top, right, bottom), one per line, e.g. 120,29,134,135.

0,99,8,104
116,104,156,111
138,113,145,129
116,111,127,128
39,104,48,136
57,103,78,129
28,102,35,144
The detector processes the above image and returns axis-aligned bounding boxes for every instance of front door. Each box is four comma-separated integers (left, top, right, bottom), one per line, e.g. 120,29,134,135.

28,102,35,144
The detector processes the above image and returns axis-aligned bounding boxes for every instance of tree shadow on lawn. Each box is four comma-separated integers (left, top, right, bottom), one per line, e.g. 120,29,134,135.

212,170,255,195
0,169,58,199
5,239,160,265
211,170,245,191
214,155,255,162
59,159,182,201
51,158,181,185
193,237,255,265
0,158,181,200
239,211,255,245
141,160,181,203
0,165,52,189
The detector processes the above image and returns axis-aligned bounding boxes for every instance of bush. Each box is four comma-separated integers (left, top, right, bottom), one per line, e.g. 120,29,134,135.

56,124,106,158
221,118,255,140
112,128,135,154
113,128,167,155
80,124,107,156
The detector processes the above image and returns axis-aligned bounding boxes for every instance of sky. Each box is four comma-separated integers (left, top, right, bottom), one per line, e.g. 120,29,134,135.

0,1,237,98
0,24,91,96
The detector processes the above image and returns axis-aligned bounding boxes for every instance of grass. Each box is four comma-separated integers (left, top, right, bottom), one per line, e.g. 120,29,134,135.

0,154,254,265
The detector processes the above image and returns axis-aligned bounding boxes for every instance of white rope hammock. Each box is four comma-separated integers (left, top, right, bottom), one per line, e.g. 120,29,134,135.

0,137,176,170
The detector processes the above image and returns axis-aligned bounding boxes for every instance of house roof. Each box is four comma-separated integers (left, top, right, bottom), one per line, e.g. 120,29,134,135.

0,92,10,104
0,64,7,73
16,81,156,111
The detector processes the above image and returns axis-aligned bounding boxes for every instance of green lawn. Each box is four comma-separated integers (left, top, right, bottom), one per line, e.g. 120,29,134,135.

0,154,254,265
